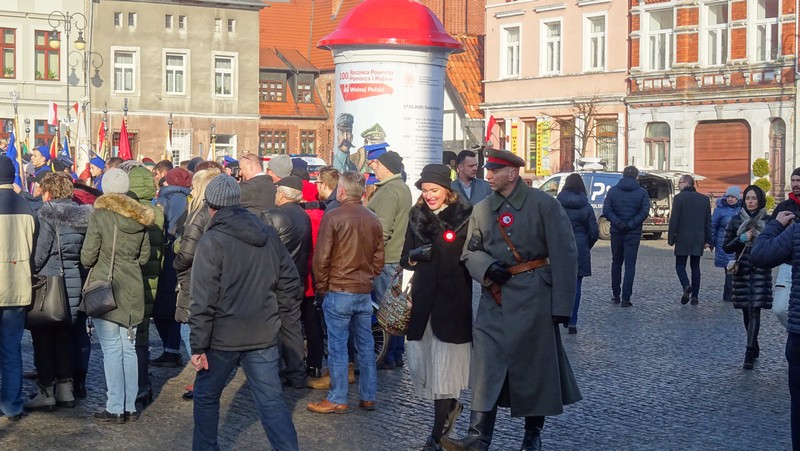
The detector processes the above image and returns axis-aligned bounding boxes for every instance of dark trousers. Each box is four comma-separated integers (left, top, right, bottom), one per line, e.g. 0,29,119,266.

69,312,90,383
569,277,583,326
279,297,306,385
193,346,299,451
786,332,800,451
610,232,642,301
675,255,701,298
301,296,324,370
723,272,734,302
30,322,72,386
742,307,762,352
153,317,182,353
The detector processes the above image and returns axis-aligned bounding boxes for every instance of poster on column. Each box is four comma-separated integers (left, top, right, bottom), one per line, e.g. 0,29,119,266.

332,60,446,195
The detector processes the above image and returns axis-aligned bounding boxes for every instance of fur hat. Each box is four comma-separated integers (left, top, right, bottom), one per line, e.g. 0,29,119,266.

205,174,240,209
377,151,403,175
102,168,130,194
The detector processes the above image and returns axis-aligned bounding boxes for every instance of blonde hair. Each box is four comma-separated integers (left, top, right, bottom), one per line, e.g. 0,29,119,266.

188,168,221,213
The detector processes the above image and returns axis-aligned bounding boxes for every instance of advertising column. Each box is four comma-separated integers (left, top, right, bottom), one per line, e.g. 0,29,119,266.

319,0,462,195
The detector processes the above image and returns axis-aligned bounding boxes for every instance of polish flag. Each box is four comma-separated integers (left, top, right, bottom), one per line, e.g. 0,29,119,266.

485,115,497,143
48,102,59,126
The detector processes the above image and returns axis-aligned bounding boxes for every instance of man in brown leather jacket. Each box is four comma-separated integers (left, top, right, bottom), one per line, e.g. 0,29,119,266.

308,171,384,414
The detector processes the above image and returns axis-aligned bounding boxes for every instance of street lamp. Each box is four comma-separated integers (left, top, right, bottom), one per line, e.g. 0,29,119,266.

48,11,87,125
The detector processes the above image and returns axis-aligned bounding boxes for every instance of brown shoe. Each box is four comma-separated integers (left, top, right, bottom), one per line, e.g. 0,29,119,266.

358,400,375,411
307,399,350,414
306,374,330,390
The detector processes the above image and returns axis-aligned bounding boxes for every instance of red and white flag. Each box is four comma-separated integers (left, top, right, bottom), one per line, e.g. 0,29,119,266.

48,102,59,126
485,115,497,143
72,102,79,119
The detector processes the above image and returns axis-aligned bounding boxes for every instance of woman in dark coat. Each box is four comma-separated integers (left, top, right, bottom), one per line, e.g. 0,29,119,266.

400,164,472,451
723,185,772,370
556,173,599,334
712,187,741,302
25,173,92,411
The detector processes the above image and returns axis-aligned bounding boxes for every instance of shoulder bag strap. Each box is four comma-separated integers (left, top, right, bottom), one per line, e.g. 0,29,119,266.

55,224,65,276
108,225,118,282
496,217,524,263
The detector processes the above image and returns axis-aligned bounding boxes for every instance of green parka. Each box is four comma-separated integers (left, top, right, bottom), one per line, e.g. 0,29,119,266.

81,193,154,328
128,166,165,307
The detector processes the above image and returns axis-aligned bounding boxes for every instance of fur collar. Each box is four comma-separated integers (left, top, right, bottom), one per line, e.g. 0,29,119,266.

408,200,472,244
38,200,93,231
94,194,155,226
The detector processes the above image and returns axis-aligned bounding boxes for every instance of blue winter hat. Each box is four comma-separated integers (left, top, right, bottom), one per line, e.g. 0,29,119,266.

725,186,741,200
365,142,389,160
366,174,378,185
90,156,106,170
36,145,51,162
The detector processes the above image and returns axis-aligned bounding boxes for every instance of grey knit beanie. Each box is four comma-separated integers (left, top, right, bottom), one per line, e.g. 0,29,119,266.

102,168,130,194
205,174,240,209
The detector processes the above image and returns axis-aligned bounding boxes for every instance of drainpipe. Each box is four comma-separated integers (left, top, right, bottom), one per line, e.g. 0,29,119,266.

794,0,798,173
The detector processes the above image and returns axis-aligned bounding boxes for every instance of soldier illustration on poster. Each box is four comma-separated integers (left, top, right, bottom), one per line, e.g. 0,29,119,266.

333,113,357,172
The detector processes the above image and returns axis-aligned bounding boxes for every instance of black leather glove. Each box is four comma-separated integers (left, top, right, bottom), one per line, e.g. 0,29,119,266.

553,315,571,326
485,262,512,285
617,222,630,232
409,244,433,262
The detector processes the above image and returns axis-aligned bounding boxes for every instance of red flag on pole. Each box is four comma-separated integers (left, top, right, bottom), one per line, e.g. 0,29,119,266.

485,115,497,143
118,119,132,160
97,124,106,158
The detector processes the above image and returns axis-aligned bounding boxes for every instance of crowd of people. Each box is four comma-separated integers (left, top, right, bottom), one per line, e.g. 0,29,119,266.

0,145,799,450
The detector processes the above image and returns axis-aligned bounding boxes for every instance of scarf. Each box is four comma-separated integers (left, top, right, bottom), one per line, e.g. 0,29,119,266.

736,207,767,239
790,192,800,206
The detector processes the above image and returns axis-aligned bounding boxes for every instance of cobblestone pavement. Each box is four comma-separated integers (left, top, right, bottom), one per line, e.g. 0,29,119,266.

0,239,792,450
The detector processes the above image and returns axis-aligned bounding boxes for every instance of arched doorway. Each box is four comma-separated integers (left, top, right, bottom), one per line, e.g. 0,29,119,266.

769,118,786,200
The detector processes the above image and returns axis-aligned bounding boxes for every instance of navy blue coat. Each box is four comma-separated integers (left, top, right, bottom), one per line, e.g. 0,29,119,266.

750,219,800,333
601,177,650,234
557,189,598,277
711,197,740,267
34,200,93,322
154,185,189,319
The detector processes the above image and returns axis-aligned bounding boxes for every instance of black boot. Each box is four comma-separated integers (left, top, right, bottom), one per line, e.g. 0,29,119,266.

743,308,760,370
135,345,153,406
422,435,442,451
440,408,496,451
520,416,545,450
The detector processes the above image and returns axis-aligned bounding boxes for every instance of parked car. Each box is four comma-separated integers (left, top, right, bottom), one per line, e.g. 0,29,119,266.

259,154,327,181
539,170,674,240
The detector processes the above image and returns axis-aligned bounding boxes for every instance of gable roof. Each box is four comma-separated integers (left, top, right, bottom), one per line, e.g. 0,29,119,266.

446,34,484,119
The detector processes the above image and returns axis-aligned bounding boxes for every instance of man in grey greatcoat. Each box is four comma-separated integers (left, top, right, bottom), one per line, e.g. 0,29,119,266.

443,148,581,451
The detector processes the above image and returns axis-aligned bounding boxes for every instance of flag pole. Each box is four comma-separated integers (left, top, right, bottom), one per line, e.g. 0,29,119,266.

10,90,26,191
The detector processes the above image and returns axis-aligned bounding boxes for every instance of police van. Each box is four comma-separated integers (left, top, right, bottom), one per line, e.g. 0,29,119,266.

538,171,674,240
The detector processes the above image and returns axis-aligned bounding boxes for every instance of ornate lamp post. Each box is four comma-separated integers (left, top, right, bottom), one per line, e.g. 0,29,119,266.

48,11,87,126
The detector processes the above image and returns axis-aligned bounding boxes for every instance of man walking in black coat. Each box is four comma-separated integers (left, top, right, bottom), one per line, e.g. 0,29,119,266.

668,174,713,305
602,166,650,307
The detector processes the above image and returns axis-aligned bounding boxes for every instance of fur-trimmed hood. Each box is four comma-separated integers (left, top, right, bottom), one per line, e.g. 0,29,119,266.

408,200,472,244
38,199,93,231
94,193,156,229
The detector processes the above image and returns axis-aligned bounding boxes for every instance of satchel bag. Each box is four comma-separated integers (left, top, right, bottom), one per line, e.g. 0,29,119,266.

377,268,413,336
726,244,747,275
27,226,70,328
82,225,118,318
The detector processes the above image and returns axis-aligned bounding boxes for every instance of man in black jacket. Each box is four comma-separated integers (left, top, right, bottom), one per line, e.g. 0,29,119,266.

668,175,712,305
261,176,313,388
190,174,301,451
238,153,276,215
602,166,650,307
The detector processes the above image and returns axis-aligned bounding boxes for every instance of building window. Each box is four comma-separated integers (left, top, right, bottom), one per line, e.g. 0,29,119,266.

585,16,606,71
644,122,670,170
165,53,186,94
214,56,233,96
165,15,173,30
34,120,57,147
705,3,728,66
114,12,122,27
214,135,236,159
326,83,332,107
755,0,780,61
1,28,15,79
214,18,222,33
596,119,618,171
35,30,59,80
113,51,135,93
0,118,13,141
128,12,136,27
543,21,562,74
259,72,284,102
300,130,316,153
112,130,137,157
228,19,236,33
259,130,287,154
178,15,187,31
646,10,673,71
502,26,520,78
297,74,314,103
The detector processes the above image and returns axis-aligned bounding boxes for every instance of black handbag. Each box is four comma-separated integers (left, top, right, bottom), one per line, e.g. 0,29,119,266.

82,225,118,318
27,226,70,328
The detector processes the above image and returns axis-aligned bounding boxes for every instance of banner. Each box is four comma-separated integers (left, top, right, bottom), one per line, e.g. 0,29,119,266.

118,120,132,160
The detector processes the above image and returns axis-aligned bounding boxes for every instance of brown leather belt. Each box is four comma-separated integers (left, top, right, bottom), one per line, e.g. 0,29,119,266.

489,258,549,305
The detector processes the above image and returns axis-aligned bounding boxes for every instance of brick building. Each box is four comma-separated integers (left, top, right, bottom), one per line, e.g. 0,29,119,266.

627,0,797,197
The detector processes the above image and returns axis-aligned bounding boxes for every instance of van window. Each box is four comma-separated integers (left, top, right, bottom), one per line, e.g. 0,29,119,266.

540,177,561,196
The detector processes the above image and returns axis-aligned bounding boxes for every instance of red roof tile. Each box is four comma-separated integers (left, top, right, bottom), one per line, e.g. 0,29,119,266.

446,34,484,119
276,48,319,72
260,48,291,70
